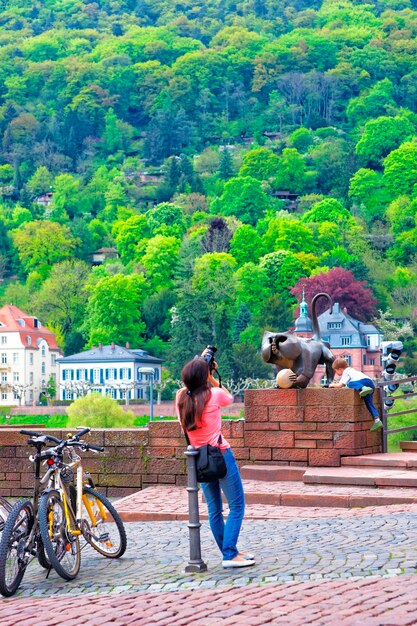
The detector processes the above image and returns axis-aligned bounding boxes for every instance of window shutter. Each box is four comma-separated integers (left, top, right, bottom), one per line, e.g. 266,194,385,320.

63,370,66,381
100,369,104,384
128,368,131,379
76,370,80,380
71,370,74,380
119,368,123,379
105,368,108,380
90,369,94,383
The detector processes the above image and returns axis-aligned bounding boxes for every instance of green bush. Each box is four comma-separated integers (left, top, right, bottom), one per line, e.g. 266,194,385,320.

66,394,135,428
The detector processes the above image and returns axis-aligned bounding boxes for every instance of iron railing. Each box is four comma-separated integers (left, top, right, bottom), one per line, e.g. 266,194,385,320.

377,375,417,453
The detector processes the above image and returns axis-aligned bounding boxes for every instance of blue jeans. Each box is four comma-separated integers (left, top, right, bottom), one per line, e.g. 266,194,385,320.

347,378,379,419
200,448,245,561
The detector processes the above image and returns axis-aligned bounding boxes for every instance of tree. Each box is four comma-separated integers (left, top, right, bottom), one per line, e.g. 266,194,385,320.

51,173,81,220
218,148,234,180
83,273,149,347
230,225,264,265
263,218,316,254
348,168,387,225
146,202,186,238
112,214,150,264
239,147,280,180
383,141,417,198
211,176,270,225
355,115,415,167
291,268,377,322
201,218,232,253
66,394,134,428
141,235,182,291
273,148,308,194
301,198,353,225
36,259,91,354
12,220,78,275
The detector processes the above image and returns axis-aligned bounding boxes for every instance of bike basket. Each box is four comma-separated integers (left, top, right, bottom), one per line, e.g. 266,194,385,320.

60,466,74,483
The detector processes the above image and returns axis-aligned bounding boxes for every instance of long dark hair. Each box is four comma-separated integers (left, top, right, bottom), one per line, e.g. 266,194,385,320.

178,358,211,431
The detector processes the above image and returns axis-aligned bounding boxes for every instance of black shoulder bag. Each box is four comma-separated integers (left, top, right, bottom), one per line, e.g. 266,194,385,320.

183,431,227,483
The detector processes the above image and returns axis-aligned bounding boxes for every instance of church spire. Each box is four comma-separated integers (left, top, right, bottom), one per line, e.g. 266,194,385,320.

294,289,313,334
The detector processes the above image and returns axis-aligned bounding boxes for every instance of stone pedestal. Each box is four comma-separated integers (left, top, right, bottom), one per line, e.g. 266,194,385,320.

244,387,382,467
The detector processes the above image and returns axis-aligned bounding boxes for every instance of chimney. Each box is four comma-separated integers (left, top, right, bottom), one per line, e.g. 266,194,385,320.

92,345,96,350
99,342,103,350
111,342,115,351
126,342,130,349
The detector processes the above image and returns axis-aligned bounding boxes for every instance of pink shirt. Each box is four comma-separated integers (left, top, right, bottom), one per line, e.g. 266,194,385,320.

176,386,233,450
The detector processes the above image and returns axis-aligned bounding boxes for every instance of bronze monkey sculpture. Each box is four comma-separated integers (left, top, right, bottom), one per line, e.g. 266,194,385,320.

261,292,335,388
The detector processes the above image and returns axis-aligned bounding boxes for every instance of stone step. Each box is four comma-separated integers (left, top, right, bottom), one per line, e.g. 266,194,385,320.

341,452,417,470
240,465,307,482
303,466,417,488
401,441,417,452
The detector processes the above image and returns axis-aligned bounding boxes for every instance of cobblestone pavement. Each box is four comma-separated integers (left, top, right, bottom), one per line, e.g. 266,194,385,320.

2,508,417,624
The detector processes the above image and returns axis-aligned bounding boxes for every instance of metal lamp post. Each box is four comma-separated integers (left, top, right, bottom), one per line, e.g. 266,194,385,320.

138,367,155,422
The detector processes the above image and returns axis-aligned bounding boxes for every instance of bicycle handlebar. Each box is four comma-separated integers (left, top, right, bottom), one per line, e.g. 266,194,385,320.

20,430,61,444
21,429,104,453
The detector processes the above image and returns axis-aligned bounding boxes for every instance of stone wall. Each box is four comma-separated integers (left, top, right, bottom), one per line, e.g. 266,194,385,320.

244,388,382,466
0,388,382,496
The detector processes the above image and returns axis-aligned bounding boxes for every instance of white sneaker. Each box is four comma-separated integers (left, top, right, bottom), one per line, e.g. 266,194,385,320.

222,556,255,568
238,551,255,560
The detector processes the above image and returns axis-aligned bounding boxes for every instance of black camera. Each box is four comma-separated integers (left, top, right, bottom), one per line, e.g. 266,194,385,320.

202,345,217,372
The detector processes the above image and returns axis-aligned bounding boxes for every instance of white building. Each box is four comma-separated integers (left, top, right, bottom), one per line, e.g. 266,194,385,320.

57,343,163,401
0,305,62,406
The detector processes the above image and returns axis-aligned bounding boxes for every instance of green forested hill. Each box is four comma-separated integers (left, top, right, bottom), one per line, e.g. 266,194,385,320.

0,0,416,377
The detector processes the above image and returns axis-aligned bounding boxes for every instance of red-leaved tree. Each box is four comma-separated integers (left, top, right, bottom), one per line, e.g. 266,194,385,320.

291,268,377,322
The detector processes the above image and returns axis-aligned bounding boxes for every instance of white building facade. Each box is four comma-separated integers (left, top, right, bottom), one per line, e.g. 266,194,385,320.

0,305,62,406
57,343,162,401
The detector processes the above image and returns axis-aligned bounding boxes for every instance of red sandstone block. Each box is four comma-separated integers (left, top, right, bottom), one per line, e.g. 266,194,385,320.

158,475,176,484
295,431,332,440
150,437,184,447
0,431,31,445
102,446,139,458
142,474,158,484
149,422,182,437
0,458,31,472
304,406,330,422
231,447,250,460
229,420,245,437
321,422,361,432
104,429,149,446
0,446,17,458
298,387,357,406
20,473,35,488
245,431,294,448
272,448,308,462
147,458,185,475
0,489,11,496
268,406,304,422
226,438,245,449
317,440,334,448
107,487,137,498
280,422,317,431
244,389,299,407
5,472,19,480
98,473,143,487
147,446,175,458
103,459,145,474
328,406,356,421
334,432,367,449
294,440,317,449
11,489,31,497
309,449,340,466
176,475,187,486
244,406,268,422
244,422,281,431
249,448,272,461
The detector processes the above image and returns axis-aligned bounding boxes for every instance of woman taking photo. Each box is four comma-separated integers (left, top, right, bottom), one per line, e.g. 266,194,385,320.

176,355,255,568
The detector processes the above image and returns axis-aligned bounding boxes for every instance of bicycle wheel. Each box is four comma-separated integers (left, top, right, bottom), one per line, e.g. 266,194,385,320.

36,536,50,570
39,489,80,580
0,500,34,597
81,487,127,558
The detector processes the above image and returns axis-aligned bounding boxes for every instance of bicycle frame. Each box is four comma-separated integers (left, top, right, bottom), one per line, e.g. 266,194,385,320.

43,448,107,537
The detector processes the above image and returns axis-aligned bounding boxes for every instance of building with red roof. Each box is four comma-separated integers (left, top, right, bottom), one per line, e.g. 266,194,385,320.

0,305,62,406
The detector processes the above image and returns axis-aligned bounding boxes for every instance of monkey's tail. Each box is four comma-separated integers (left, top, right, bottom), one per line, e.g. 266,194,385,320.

311,292,333,341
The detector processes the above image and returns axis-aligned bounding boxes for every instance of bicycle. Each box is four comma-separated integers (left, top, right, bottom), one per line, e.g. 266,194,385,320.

0,427,127,597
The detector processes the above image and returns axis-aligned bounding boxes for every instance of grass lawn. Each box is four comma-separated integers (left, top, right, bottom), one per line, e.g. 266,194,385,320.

386,394,417,452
